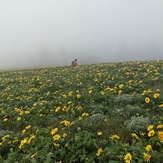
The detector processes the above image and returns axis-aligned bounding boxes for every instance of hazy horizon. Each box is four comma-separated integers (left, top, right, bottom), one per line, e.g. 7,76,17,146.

0,0,163,69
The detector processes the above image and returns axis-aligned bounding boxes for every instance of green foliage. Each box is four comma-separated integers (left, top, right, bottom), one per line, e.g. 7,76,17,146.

125,116,151,133
0,60,163,162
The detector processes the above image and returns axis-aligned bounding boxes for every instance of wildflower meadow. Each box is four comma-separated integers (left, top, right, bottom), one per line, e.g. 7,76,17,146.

0,60,163,162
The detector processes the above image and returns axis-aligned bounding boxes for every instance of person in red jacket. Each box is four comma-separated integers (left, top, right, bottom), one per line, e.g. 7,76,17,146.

73,59,78,66
71,59,78,67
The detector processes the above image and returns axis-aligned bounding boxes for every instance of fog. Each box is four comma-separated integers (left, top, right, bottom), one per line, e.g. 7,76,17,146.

0,0,163,69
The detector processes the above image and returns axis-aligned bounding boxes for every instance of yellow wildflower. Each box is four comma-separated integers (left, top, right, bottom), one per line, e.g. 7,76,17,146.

100,91,105,95
89,90,92,94
1,134,10,141
8,141,11,144
156,88,160,92
25,111,30,114
67,101,72,105
77,94,81,98
157,124,163,129
146,145,152,152
110,134,120,140
78,116,82,120
119,84,123,89
143,153,151,162
55,107,60,112
97,131,102,136
13,137,18,143
141,132,146,136
7,140,11,144
76,105,83,111
17,117,21,121
148,130,155,137
132,92,136,96
158,131,163,142
33,103,37,107
96,148,103,156
19,137,28,149
19,110,23,115
145,97,150,103
62,94,67,98
26,125,31,130
51,128,58,135
53,143,60,147
62,105,69,112
147,89,153,93
39,102,43,107
159,104,163,107
142,90,147,96
68,91,73,96
31,152,37,158
62,133,68,138
82,112,89,117
53,134,61,141
147,125,153,131
27,134,36,144
3,118,8,122
22,129,26,134
131,133,139,139
60,120,71,127
118,90,123,95
153,93,159,98
124,152,132,163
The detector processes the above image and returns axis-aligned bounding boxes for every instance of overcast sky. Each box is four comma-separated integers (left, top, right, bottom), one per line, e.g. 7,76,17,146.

0,0,163,69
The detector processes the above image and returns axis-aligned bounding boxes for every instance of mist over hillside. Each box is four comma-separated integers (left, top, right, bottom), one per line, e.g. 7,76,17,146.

0,0,163,69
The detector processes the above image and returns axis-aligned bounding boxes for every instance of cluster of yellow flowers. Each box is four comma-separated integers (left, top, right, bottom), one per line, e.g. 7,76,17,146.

143,91,163,112
147,125,155,137
19,134,36,149
143,144,152,162
110,134,120,140
124,152,132,163
22,125,31,134
131,133,139,139
51,127,61,145
60,120,72,127
81,112,89,117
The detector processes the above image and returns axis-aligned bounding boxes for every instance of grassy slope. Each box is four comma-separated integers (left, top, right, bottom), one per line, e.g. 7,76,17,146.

0,60,163,162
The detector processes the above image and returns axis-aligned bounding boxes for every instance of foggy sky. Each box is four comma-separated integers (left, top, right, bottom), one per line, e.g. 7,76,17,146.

0,0,163,69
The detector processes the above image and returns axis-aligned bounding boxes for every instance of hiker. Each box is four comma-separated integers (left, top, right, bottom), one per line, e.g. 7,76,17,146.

73,59,78,66
71,59,78,67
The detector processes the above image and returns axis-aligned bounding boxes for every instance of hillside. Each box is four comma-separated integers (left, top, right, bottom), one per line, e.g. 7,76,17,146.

0,60,163,162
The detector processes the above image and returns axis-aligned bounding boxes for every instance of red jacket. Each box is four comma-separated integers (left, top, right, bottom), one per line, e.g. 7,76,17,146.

73,60,78,66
